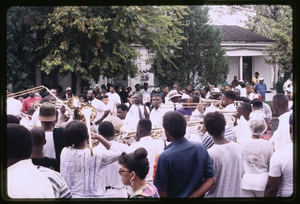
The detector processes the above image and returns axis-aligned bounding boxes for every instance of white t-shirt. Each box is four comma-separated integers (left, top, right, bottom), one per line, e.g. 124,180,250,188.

7,97,22,116
239,138,274,191
7,159,55,198
205,142,244,197
270,111,292,151
90,98,109,123
269,143,293,197
43,131,56,159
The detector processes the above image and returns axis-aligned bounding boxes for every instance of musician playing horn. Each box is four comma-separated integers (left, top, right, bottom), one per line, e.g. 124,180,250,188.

21,85,42,113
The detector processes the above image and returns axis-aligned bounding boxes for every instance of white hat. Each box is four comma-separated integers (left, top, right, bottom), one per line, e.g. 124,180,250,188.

239,80,244,83
169,90,182,99
259,78,264,80
181,93,190,100
66,87,72,91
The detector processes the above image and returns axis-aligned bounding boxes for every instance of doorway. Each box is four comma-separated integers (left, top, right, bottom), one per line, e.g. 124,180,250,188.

243,57,252,83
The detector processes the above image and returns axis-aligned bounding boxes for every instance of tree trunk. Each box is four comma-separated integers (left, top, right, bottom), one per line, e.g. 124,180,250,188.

76,74,81,96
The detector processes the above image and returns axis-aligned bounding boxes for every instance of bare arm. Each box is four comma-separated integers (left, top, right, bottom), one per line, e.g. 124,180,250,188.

264,176,281,197
143,104,149,119
189,177,216,198
95,109,110,125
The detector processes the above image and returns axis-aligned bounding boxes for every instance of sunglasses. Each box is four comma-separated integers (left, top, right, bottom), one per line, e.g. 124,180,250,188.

118,169,131,174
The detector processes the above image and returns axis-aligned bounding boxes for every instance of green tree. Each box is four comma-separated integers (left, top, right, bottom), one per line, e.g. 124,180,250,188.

34,6,187,95
151,6,229,88
7,7,54,92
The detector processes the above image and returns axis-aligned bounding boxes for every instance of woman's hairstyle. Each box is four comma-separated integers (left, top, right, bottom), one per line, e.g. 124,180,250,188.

163,111,187,139
7,124,32,160
64,120,88,147
204,111,226,136
118,147,149,180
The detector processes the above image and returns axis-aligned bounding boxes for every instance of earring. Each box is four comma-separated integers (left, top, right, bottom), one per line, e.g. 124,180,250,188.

130,178,134,186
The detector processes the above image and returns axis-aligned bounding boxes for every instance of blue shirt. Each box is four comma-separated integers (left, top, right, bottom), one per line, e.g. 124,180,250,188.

176,108,193,116
153,137,214,198
254,83,267,97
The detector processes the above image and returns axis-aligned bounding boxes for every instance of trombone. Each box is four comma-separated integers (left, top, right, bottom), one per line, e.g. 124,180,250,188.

7,86,45,98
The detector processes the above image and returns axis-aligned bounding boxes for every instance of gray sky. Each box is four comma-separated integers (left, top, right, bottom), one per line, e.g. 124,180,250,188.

207,6,248,27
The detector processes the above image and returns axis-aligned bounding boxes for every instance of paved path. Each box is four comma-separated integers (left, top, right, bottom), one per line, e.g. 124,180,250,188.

271,118,279,135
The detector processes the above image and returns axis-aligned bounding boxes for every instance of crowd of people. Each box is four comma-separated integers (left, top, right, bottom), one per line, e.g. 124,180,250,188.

6,74,294,199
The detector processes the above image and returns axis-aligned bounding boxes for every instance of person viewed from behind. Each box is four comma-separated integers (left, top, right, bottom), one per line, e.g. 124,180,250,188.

203,112,244,197
30,127,59,172
239,117,273,197
96,121,128,198
118,147,159,198
6,124,54,198
153,111,215,198
60,120,119,198
264,113,293,197
270,94,292,151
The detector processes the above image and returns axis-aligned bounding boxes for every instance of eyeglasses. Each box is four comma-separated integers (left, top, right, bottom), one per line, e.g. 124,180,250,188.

118,169,131,174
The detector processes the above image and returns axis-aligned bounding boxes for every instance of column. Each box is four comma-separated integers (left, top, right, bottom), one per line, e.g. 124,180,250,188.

239,56,243,80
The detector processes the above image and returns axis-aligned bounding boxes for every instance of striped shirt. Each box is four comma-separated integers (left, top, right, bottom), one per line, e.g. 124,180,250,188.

202,126,235,149
36,165,72,199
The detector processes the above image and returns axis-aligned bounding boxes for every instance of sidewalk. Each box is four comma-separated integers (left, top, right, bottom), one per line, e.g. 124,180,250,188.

271,117,279,135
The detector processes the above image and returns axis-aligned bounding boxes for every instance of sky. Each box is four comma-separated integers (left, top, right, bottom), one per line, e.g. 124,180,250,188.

207,6,249,27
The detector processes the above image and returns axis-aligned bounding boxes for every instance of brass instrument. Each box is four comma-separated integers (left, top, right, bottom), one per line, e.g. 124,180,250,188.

7,86,45,98
77,105,98,156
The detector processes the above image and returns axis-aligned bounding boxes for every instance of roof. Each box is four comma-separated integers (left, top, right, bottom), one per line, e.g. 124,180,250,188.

215,25,275,42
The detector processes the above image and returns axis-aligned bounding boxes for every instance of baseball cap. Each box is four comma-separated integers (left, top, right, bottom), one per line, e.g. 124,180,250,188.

169,90,182,99
38,102,56,122
66,87,72,91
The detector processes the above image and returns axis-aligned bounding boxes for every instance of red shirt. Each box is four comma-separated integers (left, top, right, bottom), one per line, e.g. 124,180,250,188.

21,96,42,112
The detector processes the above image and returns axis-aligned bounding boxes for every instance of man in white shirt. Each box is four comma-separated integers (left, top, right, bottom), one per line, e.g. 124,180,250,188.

106,85,121,116
140,82,152,103
96,121,128,198
160,90,182,112
111,119,164,183
269,93,292,151
125,94,150,130
6,123,55,198
6,94,22,117
150,94,169,129
265,113,293,197
87,89,110,126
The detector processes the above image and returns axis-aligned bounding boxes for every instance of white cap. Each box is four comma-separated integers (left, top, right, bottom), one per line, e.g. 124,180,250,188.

259,78,264,80
212,88,220,93
239,80,244,83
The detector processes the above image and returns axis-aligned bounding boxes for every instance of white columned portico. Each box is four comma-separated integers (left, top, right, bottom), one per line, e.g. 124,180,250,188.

239,56,243,80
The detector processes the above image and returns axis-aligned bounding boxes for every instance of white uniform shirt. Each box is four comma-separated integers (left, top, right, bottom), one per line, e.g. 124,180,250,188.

126,104,150,130
106,92,121,116
150,107,169,129
90,98,109,123
7,97,22,116
7,159,55,198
